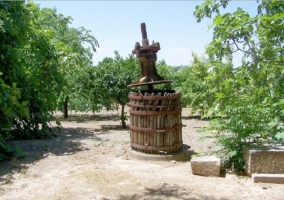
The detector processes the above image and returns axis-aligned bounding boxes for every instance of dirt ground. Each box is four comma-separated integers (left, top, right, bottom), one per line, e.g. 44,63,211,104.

0,108,283,200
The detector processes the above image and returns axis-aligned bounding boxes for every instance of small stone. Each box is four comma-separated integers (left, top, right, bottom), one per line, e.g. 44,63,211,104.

191,156,221,177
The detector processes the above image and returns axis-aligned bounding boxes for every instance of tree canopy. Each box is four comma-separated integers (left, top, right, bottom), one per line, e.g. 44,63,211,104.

0,1,98,160
2,0,283,172
80,51,140,128
192,0,284,170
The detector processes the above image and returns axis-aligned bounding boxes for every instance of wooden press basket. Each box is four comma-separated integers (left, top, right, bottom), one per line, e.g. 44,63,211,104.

128,90,183,154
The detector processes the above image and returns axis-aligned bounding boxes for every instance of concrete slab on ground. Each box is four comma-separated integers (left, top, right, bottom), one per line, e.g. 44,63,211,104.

126,144,192,161
243,144,284,176
252,174,284,184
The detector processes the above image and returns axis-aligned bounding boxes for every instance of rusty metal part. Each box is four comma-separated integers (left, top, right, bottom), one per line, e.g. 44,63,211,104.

128,94,180,100
141,23,147,39
128,80,172,88
129,125,182,133
131,142,183,152
127,103,178,109
128,23,172,88
129,109,180,116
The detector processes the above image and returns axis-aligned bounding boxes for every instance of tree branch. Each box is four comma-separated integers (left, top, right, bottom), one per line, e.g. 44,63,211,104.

231,38,251,55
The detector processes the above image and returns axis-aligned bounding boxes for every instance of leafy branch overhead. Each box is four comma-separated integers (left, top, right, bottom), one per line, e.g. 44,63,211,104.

193,0,284,171
0,1,99,160
80,51,140,128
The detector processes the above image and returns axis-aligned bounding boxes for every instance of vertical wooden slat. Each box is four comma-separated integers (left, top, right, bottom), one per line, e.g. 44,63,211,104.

176,92,182,145
167,94,173,153
144,92,148,153
133,94,137,151
139,91,144,152
148,92,153,153
173,93,178,145
165,94,169,152
152,92,159,153
167,93,172,153
156,92,161,150
141,116,144,152
128,90,182,154
162,92,167,149
129,92,133,146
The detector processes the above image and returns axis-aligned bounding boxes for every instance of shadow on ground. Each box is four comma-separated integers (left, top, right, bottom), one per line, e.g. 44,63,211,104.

55,113,121,122
101,124,127,131
117,183,229,200
0,126,103,183
182,115,210,121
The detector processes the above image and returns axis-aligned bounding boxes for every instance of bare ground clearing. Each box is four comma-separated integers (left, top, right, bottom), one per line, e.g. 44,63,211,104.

0,108,283,200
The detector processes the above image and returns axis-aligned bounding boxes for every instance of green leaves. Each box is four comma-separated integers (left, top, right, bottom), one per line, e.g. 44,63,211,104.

80,52,140,128
213,14,222,25
0,1,99,159
193,0,284,171
174,52,213,115
0,1,32,159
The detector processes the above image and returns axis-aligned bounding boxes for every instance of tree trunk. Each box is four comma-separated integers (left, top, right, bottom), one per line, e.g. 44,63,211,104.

64,96,69,118
121,103,126,129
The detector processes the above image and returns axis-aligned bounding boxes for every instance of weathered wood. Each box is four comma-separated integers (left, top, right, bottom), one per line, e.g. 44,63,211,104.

162,92,167,149
152,93,159,153
133,95,137,151
128,90,182,154
168,93,173,153
147,93,153,153
130,92,134,149
177,92,182,144
156,108,160,147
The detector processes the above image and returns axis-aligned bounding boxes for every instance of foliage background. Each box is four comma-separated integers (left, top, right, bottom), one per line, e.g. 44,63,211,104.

0,1,99,160
192,0,284,170
1,1,283,173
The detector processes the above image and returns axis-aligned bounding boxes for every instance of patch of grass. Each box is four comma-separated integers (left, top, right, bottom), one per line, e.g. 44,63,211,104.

4,173,12,184
104,178,109,183
20,167,27,175
121,140,129,145
94,141,104,147
111,140,129,145
43,143,49,151
191,150,204,159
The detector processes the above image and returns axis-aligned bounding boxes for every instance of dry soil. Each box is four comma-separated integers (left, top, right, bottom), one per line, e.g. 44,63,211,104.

0,108,283,200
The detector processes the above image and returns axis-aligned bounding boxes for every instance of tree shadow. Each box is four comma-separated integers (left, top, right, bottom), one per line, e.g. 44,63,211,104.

182,115,210,121
0,126,103,183
55,113,121,122
118,183,229,200
182,115,202,119
220,168,227,178
101,124,127,131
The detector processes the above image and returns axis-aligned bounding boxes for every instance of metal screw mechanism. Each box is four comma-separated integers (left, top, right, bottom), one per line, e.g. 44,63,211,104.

127,23,172,92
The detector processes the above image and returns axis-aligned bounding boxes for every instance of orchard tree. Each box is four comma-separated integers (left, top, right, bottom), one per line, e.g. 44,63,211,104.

37,7,99,118
0,1,32,159
0,2,66,138
154,59,175,90
81,51,140,128
0,1,99,160
174,53,215,115
0,1,66,159
194,0,284,171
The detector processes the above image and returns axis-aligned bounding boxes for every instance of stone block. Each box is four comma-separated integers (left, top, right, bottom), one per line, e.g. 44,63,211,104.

243,144,284,177
191,156,220,177
252,174,284,184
